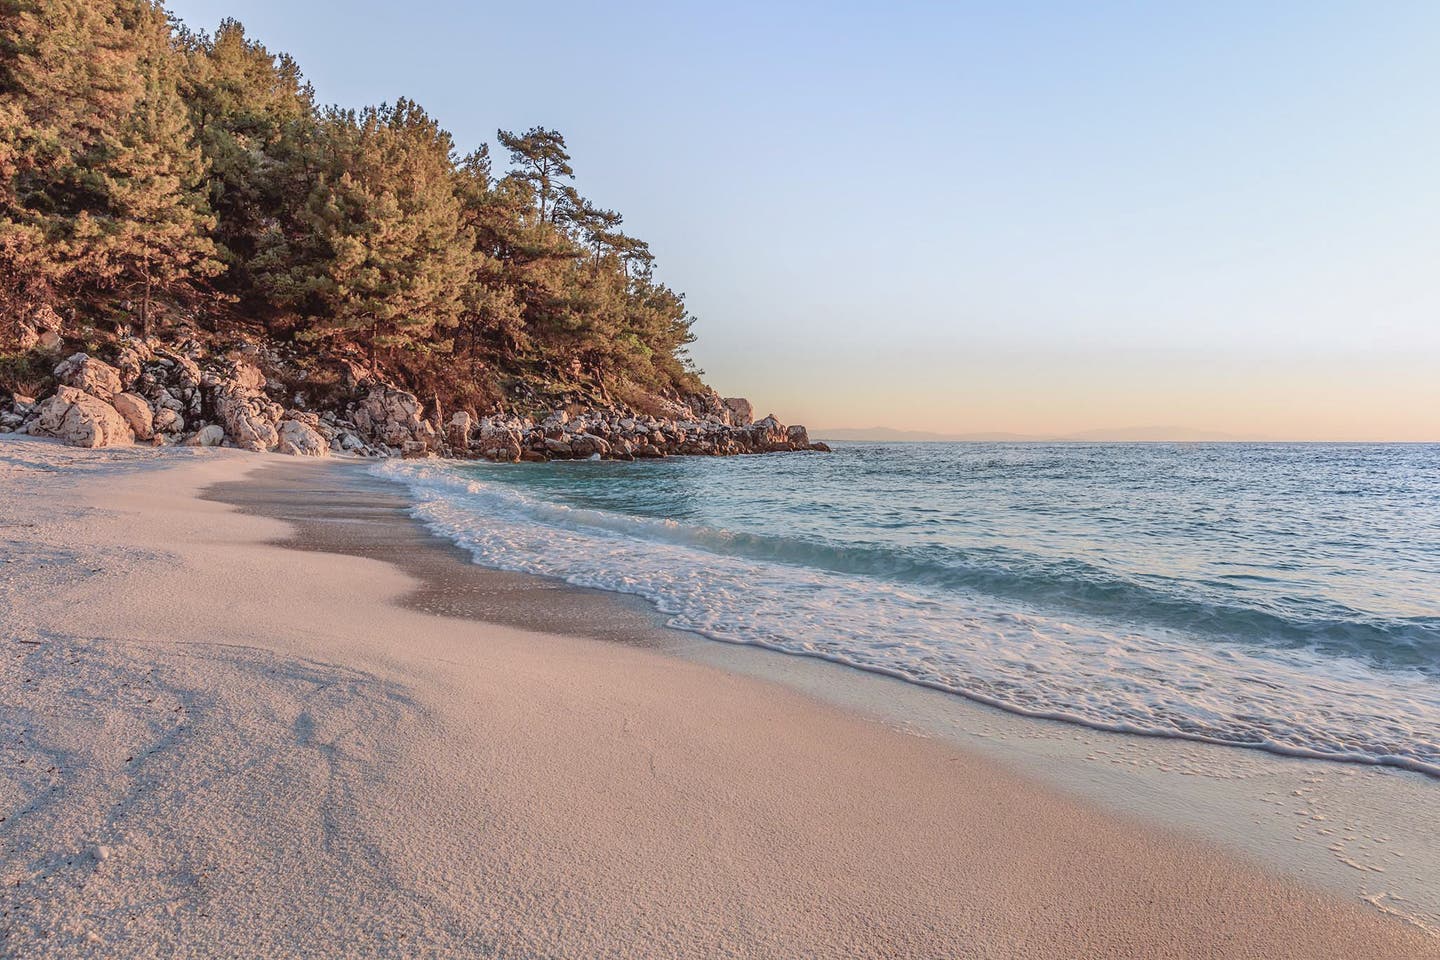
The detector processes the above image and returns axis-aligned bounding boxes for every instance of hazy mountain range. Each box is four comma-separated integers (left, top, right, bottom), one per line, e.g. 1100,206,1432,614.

813,426,1274,443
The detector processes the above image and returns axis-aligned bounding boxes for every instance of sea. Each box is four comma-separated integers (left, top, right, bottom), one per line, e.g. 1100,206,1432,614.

374,442,1440,777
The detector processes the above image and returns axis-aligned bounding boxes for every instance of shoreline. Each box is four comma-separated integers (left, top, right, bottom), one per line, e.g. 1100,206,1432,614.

2,437,1436,956
231,453,1440,936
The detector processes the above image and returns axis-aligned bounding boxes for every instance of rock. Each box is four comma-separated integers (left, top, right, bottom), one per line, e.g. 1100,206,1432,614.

30,386,134,448
446,411,473,452
163,351,203,392
36,330,62,351
153,389,184,413
352,386,427,448
211,381,279,452
569,434,610,458
479,429,523,462
6,306,61,351
31,304,62,333
810,441,832,453
786,424,810,448
54,353,123,402
114,338,153,388
520,449,549,462
229,361,265,393
9,322,38,351
634,443,664,459
543,437,573,458
152,408,184,435
276,418,329,457
722,397,754,426
185,424,225,447
748,414,790,451
401,440,429,459
111,392,154,440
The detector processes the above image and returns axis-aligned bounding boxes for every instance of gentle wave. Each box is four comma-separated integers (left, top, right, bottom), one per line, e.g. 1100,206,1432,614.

373,457,1440,777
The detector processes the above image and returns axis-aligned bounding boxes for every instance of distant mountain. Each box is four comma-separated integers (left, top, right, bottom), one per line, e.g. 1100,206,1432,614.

1059,426,1271,442
813,427,1045,442
814,425,1273,443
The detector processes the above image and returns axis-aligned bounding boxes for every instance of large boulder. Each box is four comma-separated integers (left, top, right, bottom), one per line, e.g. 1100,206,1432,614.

276,418,329,457
30,386,134,448
749,414,787,451
569,434,610,458
54,353,122,402
352,386,426,448
152,408,184,435
185,424,225,447
211,382,279,452
446,411,473,453
111,392,154,440
722,397,754,426
476,419,523,462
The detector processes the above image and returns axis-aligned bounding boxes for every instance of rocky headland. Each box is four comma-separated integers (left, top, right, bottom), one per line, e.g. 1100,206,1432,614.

0,334,828,462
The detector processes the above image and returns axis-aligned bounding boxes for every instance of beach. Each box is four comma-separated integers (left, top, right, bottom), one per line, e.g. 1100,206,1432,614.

1,437,1436,959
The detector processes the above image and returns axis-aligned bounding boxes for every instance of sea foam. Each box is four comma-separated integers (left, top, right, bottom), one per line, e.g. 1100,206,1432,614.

373,443,1440,776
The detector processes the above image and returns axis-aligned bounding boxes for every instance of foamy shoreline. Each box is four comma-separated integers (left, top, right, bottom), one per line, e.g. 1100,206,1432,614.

1,436,1435,957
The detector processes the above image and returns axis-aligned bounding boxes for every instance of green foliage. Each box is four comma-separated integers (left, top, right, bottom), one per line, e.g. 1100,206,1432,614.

0,347,55,397
176,18,314,289
0,4,705,403
254,100,470,367
0,0,220,332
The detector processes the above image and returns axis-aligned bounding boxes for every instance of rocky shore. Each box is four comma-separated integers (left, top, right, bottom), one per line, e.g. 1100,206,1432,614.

0,338,829,461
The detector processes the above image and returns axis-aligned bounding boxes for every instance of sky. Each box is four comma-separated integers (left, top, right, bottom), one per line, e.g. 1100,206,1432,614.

165,0,1440,440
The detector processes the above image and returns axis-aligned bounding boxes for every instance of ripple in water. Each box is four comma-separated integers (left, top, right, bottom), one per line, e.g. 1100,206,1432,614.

374,442,1440,776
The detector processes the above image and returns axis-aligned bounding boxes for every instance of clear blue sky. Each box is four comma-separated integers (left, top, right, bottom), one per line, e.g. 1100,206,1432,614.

166,1,1440,439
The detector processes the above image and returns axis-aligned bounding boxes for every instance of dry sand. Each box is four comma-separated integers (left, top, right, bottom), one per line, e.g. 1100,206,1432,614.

1,437,1435,958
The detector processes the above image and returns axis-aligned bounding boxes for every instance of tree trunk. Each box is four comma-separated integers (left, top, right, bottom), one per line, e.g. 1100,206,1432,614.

141,271,152,340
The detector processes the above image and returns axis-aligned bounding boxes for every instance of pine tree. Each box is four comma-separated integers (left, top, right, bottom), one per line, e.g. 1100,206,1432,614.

0,0,145,311
496,127,573,224
1,4,705,402
258,100,472,370
96,1,221,335
176,18,314,292
0,0,219,331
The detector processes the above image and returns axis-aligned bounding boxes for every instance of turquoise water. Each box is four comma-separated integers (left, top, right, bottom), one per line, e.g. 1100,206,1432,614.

376,442,1440,775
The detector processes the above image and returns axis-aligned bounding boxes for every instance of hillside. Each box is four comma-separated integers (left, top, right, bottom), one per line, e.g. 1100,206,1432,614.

0,2,819,459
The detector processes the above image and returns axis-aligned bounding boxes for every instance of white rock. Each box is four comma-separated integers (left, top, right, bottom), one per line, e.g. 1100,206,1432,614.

111,392,154,440
30,386,134,448
211,379,279,452
446,410,473,451
53,353,123,402
276,418,329,457
185,424,225,447
352,386,426,447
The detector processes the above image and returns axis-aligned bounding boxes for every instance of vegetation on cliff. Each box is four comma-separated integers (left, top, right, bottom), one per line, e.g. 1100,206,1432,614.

0,1,702,414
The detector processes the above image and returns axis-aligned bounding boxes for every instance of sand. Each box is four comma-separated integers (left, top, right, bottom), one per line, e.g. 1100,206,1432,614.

1,436,1435,958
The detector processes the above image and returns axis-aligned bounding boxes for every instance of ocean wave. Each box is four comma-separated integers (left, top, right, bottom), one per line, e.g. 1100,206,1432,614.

372,458,1440,777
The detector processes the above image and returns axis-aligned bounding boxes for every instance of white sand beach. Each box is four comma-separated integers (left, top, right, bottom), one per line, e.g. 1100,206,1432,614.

1,437,1436,958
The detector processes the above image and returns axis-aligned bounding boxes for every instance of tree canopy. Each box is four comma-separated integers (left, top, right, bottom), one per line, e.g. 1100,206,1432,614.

0,0,702,404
